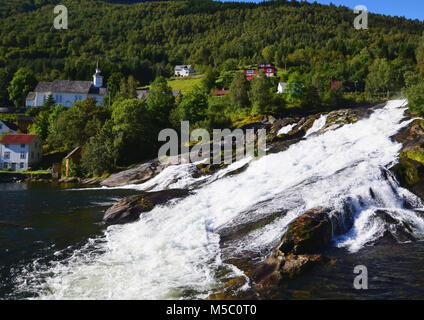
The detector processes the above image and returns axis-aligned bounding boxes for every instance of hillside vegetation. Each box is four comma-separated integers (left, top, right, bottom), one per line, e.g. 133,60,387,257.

2,0,424,177
0,0,423,103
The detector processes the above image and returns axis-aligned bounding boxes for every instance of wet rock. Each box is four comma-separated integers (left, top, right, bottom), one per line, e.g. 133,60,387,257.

101,159,165,187
249,208,333,296
392,119,424,200
278,208,333,254
58,177,81,183
103,189,190,225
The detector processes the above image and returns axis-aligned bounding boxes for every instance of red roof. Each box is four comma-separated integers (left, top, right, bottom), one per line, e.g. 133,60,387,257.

213,88,229,96
0,134,39,144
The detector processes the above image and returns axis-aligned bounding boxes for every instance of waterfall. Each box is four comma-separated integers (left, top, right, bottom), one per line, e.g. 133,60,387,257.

16,99,424,299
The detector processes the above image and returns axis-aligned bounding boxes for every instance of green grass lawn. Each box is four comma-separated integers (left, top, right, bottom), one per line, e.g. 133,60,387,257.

0,170,51,174
168,76,203,94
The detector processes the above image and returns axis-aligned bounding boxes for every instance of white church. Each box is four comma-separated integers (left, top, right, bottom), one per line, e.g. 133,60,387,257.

26,62,107,108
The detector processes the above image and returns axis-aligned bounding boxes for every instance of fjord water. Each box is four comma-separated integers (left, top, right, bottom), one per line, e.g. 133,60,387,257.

0,183,139,299
3,99,424,299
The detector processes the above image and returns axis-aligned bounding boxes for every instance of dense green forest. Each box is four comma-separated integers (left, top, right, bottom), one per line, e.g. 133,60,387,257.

1,0,423,101
1,0,424,176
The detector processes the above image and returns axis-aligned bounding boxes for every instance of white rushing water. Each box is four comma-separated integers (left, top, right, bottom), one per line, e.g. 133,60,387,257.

277,123,297,136
18,99,424,299
305,114,328,137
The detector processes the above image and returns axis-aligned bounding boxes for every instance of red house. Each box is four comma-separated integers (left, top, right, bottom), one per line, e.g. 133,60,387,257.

331,80,342,90
244,63,277,79
213,88,229,97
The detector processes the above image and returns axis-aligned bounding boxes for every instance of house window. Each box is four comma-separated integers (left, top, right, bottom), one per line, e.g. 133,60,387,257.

4,152,10,159
4,162,8,169
20,152,26,159
21,144,25,148
20,163,24,169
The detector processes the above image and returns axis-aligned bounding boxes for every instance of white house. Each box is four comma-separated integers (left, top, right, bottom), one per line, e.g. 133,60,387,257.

174,65,195,77
25,62,107,108
0,134,43,171
277,82,287,94
0,120,17,136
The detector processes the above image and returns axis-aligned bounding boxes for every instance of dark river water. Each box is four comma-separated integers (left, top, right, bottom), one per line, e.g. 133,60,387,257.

1,182,424,299
0,182,139,299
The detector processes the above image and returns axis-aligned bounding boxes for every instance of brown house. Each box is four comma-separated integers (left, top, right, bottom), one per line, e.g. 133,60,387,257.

16,115,34,132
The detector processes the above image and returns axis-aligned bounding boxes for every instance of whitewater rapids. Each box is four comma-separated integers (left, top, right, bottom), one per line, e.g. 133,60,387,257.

16,99,424,299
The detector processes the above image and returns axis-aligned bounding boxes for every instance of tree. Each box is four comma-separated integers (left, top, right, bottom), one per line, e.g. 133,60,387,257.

249,71,272,114
111,99,157,165
107,72,124,101
146,76,174,125
417,35,424,76
44,94,55,109
117,75,137,100
47,98,105,151
7,68,37,107
365,58,396,98
262,45,275,63
404,81,424,115
82,120,116,176
202,67,216,93
285,71,306,103
229,72,250,109
177,86,208,124
29,109,50,140
0,68,11,106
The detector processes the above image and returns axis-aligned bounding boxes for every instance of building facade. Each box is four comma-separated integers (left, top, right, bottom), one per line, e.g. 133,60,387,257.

25,63,107,108
244,63,277,80
174,65,195,77
0,120,17,136
0,134,42,171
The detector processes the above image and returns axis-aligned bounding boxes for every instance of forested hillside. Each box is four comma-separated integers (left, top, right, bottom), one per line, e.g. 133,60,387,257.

0,0,423,107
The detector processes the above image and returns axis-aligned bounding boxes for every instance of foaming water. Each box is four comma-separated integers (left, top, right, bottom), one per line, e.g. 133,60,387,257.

278,123,297,136
305,114,328,137
15,99,424,299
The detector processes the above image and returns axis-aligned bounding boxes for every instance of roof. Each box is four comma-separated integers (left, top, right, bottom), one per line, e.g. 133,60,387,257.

26,92,36,100
34,80,95,94
16,115,34,122
0,120,18,131
213,89,229,96
0,134,39,144
175,65,192,70
65,146,82,159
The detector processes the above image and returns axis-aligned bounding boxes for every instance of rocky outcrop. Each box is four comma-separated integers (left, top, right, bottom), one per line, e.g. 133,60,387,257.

392,119,424,199
101,159,165,187
249,208,333,297
103,189,190,225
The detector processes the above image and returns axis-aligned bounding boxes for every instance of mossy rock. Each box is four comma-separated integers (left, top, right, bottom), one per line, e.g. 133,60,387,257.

278,208,332,254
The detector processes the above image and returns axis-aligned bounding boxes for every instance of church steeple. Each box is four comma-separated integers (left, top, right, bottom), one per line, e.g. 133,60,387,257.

93,59,103,88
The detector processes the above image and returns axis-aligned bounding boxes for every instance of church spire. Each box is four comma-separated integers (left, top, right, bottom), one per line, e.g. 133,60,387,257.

93,59,103,88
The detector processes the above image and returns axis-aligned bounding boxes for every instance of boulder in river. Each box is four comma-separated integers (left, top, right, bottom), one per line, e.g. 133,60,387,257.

249,208,333,297
103,189,191,225
392,119,424,200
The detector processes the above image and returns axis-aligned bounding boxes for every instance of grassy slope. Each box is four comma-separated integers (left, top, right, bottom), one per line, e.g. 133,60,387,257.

167,77,203,94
